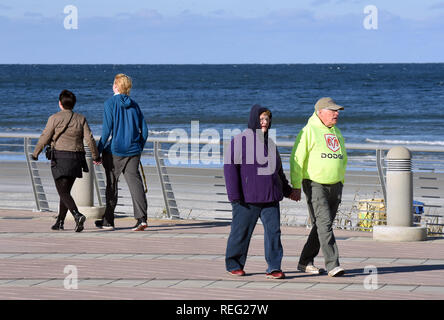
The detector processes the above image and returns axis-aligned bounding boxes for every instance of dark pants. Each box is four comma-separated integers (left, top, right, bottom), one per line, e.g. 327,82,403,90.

299,179,343,272
225,202,283,274
102,152,148,225
54,176,78,218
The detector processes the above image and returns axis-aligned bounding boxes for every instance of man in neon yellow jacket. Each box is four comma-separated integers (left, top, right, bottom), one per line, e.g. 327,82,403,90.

290,97,347,277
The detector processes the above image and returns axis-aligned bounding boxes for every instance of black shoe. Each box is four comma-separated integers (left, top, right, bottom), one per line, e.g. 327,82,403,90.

96,219,114,230
51,220,64,230
71,210,86,232
102,223,115,230
51,213,66,231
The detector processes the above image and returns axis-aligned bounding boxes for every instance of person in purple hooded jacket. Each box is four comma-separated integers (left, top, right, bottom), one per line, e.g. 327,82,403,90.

224,104,298,279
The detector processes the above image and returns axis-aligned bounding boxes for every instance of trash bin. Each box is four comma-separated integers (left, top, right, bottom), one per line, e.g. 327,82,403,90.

357,198,386,231
413,200,424,223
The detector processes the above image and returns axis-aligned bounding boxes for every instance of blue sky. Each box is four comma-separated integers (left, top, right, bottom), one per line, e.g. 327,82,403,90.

1,0,443,63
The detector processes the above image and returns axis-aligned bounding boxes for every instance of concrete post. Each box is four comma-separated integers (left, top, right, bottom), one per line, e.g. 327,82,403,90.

373,146,427,241
67,144,105,221
386,146,413,227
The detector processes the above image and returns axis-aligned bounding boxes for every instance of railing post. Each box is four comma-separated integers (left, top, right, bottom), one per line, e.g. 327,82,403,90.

154,141,180,219
93,165,105,207
373,146,427,241
376,148,387,204
24,137,50,212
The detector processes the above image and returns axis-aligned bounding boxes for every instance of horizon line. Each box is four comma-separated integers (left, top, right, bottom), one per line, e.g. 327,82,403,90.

1,62,444,65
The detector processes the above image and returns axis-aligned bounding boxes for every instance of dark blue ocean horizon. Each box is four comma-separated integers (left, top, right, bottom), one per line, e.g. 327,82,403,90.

1,63,444,146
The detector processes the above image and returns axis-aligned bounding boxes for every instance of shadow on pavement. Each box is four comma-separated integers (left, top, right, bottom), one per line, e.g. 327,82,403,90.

129,220,232,231
343,264,444,277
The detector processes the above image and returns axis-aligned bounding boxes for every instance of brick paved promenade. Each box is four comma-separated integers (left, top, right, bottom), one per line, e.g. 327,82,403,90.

1,209,444,300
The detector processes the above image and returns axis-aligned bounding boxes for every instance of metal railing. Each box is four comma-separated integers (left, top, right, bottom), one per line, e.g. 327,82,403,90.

0,132,443,235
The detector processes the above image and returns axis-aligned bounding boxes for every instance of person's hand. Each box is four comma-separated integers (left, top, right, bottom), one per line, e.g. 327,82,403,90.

231,200,245,206
289,188,301,202
93,156,102,165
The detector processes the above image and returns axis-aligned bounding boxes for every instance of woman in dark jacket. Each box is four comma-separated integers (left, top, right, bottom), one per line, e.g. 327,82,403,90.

224,104,296,279
32,90,100,232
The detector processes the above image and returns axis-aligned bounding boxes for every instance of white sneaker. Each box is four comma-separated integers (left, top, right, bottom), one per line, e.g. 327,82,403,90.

328,266,345,277
298,263,325,274
132,222,148,231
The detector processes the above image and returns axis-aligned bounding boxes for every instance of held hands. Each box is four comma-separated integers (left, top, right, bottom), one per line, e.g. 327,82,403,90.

289,188,301,202
93,156,102,165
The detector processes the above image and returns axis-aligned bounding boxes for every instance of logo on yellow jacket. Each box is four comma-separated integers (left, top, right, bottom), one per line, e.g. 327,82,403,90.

324,134,340,152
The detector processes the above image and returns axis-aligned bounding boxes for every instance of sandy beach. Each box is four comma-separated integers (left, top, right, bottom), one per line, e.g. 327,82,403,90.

2,159,442,232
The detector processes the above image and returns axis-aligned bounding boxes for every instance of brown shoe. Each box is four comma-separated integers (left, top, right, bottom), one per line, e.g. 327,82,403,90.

227,269,245,276
266,270,285,279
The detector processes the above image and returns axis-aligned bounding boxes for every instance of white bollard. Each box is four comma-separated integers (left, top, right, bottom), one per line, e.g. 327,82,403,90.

67,144,105,221
373,146,427,241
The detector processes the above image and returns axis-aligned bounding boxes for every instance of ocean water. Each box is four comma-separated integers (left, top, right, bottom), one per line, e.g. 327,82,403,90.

1,64,444,146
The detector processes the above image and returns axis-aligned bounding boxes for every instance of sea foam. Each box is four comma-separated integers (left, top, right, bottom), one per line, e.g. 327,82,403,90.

365,139,444,146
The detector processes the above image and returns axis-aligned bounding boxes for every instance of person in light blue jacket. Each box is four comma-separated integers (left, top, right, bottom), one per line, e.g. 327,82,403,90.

95,73,149,231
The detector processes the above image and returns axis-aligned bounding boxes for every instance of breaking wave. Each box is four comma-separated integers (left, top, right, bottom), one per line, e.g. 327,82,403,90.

365,139,444,146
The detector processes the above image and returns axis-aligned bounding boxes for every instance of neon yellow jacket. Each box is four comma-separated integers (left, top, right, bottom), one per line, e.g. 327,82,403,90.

290,112,347,188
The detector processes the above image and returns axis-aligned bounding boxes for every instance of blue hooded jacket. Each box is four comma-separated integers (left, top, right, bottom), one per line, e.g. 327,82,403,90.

98,94,148,157
223,104,292,203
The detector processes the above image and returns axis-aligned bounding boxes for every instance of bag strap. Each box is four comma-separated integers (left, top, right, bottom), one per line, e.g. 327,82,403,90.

51,111,74,148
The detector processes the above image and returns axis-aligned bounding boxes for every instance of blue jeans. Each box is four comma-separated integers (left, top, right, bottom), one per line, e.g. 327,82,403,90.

225,202,283,274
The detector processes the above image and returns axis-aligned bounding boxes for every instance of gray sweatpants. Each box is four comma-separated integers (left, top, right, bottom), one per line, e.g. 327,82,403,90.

299,179,343,272
102,152,147,225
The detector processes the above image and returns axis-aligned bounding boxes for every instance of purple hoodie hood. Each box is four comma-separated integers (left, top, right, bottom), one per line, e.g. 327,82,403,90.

223,105,292,203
